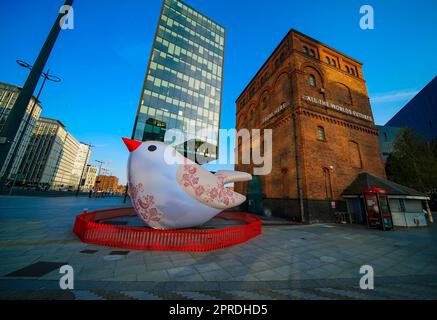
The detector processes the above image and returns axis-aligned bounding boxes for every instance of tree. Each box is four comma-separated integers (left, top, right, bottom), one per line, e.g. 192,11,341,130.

385,127,437,192
431,139,437,159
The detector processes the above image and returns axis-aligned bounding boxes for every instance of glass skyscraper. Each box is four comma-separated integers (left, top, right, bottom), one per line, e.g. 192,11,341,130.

132,0,225,162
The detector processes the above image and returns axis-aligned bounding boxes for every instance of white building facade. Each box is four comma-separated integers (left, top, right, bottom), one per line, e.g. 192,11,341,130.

0,82,42,182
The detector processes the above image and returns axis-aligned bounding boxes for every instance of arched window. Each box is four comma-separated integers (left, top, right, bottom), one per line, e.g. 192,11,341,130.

275,59,279,68
309,74,316,87
303,47,308,55
323,168,333,200
332,60,337,67
248,109,254,127
351,68,355,76
317,126,326,141
334,82,353,105
349,141,362,168
326,57,331,64
275,73,292,102
261,97,268,109
345,66,350,73
309,49,315,58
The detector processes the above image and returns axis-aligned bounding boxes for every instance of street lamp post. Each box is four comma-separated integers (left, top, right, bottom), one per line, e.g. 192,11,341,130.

6,60,61,195
0,0,74,186
95,160,104,176
75,143,94,197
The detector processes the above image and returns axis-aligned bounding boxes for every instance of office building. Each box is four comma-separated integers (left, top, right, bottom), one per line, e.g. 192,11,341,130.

82,165,97,191
18,117,67,188
386,76,436,142
0,82,42,182
18,117,92,191
132,0,225,162
71,143,91,188
376,125,401,163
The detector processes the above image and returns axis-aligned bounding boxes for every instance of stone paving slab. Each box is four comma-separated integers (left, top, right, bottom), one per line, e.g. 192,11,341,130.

1,276,437,300
1,196,437,300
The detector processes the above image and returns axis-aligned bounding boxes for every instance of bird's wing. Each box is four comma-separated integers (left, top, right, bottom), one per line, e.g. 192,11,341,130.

177,164,251,210
215,170,252,184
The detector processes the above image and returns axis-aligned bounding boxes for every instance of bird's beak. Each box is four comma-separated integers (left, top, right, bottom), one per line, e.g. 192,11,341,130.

122,137,142,153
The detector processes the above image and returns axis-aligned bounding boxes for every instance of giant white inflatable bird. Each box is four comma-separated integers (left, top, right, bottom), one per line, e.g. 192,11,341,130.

122,138,252,230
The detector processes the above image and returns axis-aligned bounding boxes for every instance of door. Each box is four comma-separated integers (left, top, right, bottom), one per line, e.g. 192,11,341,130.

379,195,394,230
364,193,382,229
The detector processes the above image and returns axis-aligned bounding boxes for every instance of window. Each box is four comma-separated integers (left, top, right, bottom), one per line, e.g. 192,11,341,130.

261,73,270,85
309,49,315,58
261,97,268,109
309,74,316,87
334,82,352,105
349,141,362,168
317,126,325,141
323,168,333,200
303,47,308,55
275,59,281,69
345,66,350,73
331,60,337,67
351,68,355,76
326,57,331,64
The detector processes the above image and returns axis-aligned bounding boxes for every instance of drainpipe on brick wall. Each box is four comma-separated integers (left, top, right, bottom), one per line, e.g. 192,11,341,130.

286,36,305,223
292,111,305,223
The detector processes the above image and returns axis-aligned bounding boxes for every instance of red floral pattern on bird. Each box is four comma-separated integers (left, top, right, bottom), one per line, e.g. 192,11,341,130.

129,183,163,223
178,165,239,208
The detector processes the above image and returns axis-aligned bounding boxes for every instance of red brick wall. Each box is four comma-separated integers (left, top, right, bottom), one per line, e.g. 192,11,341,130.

235,30,386,204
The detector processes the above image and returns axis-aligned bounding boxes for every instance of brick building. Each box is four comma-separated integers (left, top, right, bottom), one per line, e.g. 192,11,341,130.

94,175,119,193
235,29,386,223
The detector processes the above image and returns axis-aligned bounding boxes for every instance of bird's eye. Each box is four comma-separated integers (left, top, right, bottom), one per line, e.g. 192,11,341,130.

148,145,157,152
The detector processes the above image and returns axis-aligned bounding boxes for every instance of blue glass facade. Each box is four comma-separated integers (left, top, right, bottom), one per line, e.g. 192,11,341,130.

133,0,225,161
385,76,437,142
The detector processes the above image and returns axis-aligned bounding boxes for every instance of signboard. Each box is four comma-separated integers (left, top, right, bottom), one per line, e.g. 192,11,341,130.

262,102,291,124
302,95,373,122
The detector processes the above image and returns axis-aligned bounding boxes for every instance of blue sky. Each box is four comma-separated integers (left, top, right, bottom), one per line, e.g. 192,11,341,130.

1,0,436,184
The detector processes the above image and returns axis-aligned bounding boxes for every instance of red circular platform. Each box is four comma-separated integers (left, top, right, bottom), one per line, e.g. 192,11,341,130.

73,208,262,252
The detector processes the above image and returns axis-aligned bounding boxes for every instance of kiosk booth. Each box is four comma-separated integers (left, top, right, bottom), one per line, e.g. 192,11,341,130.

363,188,394,231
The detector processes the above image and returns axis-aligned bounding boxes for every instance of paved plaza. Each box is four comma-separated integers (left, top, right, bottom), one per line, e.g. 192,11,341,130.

0,195,436,300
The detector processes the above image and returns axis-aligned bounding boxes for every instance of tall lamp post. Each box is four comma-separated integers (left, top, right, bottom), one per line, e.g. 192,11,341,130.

0,0,74,185
95,160,104,176
7,60,61,195
75,143,94,197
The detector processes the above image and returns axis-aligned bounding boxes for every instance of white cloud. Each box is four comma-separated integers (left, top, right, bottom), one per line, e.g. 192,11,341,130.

370,89,419,104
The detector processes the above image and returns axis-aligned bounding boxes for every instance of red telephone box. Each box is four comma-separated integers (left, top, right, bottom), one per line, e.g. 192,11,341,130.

363,188,394,231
